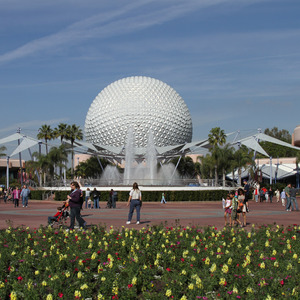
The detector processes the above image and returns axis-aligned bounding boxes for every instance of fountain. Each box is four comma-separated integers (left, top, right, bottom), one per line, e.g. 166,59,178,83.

99,128,181,186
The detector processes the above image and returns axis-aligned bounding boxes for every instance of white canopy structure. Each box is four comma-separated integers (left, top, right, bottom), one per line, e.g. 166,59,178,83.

0,128,299,187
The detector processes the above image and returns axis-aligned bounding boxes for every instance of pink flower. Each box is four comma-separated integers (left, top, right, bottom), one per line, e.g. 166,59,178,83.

17,276,23,281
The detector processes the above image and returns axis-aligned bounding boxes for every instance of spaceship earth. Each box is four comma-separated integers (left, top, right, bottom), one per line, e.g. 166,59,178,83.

84,76,193,148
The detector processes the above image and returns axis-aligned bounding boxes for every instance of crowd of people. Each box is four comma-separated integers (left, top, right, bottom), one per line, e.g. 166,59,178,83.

0,185,31,208
223,180,299,227
253,182,299,211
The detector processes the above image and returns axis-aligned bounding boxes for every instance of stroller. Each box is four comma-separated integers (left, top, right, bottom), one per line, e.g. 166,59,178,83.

49,203,70,228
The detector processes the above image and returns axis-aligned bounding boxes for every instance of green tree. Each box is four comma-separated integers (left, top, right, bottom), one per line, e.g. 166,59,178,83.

233,145,254,185
208,127,227,185
48,144,69,179
0,146,6,158
171,156,196,179
215,144,235,187
54,123,68,144
259,127,297,158
199,154,215,180
37,124,53,155
75,156,110,178
66,124,83,177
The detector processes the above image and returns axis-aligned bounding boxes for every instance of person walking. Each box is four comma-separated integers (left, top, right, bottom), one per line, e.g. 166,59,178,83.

20,184,30,208
12,186,21,208
268,187,273,203
289,184,299,211
126,182,142,225
161,192,167,204
280,189,286,207
66,181,87,230
285,183,292,211
111,189,117,209
275,189,280,202
91,188,100,209
85,188,91,209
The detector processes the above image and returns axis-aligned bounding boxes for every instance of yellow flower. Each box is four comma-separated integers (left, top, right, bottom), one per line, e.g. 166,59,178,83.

74,290,81,298
41,281,47,286
77,271,83,279
101,277,106,282
132,277,137,285
293,253,298,259
265,240,269,247
65,271,70,278
287,263,292,270
180,296,187,300
222,264,229,273
227,257,232,265
260,262,265,269
80,284,88,290
210,263,217,273
233,286,238,294
0,282,5,289
246,287,253,293
181,270,187,275
219,278,226,286
98,293,104,300
35,270,39,275
46,294,53,300
274,261,279,268
165,289,172,297
205,257,210,265
188,283,194,290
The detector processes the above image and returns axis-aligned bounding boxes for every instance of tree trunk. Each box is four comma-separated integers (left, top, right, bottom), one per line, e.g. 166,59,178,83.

214,165,218,186
238,168,242,186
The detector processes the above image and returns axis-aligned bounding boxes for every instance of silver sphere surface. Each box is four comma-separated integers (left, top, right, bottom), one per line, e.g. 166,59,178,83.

84,76,193,148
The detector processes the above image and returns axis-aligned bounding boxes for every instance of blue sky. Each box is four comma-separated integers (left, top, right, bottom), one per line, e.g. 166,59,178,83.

0,0,300,150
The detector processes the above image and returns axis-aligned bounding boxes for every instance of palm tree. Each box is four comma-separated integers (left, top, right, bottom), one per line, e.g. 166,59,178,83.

29,152,52,186
0,146,6,158
48,144,69,179
37,124,53,155
233,145,254,185
215,144,234,186
208,127,227,185
66,124,83,177
54,123,68,144
171,156,196,179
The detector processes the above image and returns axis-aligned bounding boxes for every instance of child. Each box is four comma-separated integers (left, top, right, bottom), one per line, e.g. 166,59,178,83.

161,192,167,204
224,194,232,226
87,197,92,209
280,189,286,207
48,207,62,225
230,191,242,227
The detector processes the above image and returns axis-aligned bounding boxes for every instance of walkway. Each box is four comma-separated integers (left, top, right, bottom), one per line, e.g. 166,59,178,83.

0,199,298,230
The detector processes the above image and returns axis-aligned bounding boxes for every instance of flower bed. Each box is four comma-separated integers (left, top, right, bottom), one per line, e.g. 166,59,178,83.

0,224,299,299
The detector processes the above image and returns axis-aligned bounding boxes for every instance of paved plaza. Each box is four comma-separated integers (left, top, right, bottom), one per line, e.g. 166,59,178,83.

0,198,299,230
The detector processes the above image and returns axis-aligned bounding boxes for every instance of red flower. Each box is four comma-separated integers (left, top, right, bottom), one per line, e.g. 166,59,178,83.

128,284,133,289
181,258,185,262
280,280,284,286
166,268,171,272
58,293,63,298
17,276,23,281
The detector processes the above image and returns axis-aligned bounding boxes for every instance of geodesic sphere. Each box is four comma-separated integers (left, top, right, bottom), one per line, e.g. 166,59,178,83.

84,76,193,148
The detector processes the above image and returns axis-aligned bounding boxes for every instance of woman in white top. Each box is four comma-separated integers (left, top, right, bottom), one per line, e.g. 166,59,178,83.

126,182,142,225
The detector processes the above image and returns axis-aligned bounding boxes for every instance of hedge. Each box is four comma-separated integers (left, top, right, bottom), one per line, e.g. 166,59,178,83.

50,190,228,202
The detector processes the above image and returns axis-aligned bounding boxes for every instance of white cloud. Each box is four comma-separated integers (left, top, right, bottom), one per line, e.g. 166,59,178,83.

0,0,266,64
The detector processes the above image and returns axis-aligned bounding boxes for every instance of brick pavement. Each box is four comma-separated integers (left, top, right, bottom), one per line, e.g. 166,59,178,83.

0,198,298,230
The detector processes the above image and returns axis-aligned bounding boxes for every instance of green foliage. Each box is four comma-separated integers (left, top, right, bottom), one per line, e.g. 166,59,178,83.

258,127,297,158
170,156,197,178
0,225,299,299
75,156,111,178
50,190,228,202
